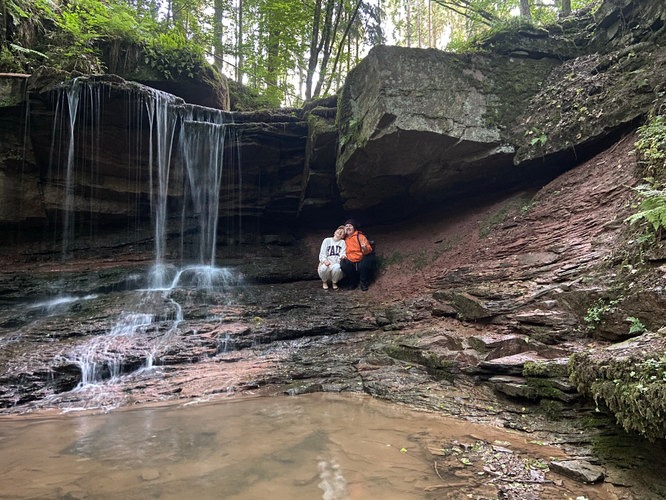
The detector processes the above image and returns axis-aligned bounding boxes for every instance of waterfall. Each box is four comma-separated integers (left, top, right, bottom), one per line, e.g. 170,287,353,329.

61,79,81,260
183,120,226,266
45,78,243,395
52,78,241,272
148,91,180,289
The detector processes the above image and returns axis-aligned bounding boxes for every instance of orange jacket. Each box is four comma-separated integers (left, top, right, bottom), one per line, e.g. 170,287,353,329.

344,231,373,263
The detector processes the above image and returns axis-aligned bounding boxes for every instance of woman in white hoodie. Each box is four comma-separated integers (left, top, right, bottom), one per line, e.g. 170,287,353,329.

318,226,346,290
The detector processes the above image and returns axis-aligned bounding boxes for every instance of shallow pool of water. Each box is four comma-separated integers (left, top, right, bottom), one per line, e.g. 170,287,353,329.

0,393,612,500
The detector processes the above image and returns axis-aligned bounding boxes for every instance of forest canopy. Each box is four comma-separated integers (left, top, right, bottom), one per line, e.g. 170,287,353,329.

0,0,596,107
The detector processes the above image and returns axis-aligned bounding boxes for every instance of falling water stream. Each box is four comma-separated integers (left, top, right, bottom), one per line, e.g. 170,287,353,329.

45,79,241,390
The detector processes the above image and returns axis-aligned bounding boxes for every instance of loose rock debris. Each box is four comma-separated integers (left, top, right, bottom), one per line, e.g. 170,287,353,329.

418,437,611,500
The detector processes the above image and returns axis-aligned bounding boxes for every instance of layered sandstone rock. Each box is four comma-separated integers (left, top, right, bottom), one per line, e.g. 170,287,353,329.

336,45,559,215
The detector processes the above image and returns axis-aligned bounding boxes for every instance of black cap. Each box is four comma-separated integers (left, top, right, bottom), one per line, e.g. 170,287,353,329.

344,219,359,230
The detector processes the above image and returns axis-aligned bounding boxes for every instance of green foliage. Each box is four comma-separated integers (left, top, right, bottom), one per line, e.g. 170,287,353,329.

625,184,666,235
635,112,666,178
627,317,647,335
0,46,24,73
584,298,620,330
145,33,206,80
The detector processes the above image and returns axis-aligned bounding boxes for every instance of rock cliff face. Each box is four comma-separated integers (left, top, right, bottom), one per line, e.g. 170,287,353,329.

336,0,666,216
3,2,666,495
1,0,663,245
336,46,558,215
4,71,312,255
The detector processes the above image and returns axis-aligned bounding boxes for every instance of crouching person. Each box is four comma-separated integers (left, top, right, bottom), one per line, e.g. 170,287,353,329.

318,225,347,290
340,219,375,291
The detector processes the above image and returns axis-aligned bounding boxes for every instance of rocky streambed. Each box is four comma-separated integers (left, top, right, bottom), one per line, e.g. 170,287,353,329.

0,258,661,499
4,129,666,498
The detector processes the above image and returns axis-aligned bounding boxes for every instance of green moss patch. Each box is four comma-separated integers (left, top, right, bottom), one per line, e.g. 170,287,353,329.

569,333,666,441
385,345,456,382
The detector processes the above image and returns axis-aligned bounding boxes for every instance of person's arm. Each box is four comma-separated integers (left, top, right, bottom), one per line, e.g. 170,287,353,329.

360,234,372,254
319,239,328,264
340,240,347,260
319,238,331,266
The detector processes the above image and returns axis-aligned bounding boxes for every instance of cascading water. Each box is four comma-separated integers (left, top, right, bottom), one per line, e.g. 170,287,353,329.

148,91,180,288
61,79,81,260
45,78,242,397
183,120,226,267
71,312,154,386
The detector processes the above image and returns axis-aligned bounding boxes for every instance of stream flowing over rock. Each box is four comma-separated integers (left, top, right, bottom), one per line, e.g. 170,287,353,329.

2,0,666,498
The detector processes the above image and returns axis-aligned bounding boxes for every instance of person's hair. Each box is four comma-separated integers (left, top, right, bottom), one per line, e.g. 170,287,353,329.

344,219,359,229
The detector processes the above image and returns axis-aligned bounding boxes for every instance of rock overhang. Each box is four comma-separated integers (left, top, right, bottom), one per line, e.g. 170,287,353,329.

336,45,561,216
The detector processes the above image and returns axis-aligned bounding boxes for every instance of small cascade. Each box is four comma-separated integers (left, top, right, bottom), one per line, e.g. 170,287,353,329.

27,294,98,313
70,312,154,386
183,120,226,267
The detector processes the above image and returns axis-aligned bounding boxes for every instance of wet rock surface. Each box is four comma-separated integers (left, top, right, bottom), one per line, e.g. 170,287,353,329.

2,129,666,498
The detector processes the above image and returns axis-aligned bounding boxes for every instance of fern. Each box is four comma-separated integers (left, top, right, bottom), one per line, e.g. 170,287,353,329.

10,43,48,60
626,184,666,233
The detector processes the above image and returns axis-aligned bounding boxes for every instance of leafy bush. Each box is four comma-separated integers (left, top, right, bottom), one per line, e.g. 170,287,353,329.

635,112,666,178
627,317,647,335
46,0,147,72
144,33,206,80
584,298,620,330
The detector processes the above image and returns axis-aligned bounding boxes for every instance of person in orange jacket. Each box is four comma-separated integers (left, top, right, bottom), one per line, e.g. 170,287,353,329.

340,219,376,291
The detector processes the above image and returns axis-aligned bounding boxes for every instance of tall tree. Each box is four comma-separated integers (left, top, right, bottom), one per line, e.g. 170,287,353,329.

519,0,532,21
561,0,571,17
213,0,225,69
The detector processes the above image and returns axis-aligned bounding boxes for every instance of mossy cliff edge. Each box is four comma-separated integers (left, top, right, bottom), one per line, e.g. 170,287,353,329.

570,333,666,441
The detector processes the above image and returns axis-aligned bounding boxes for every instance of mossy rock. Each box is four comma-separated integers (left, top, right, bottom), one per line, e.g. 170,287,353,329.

385,345,456,382
523,359,569,378
526,377,577,402
569,333,666,441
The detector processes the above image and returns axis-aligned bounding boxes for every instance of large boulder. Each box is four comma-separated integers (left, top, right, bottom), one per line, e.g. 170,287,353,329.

336,45,559,216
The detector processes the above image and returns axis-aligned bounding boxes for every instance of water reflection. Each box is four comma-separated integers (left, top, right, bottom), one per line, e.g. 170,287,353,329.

0,394,610,500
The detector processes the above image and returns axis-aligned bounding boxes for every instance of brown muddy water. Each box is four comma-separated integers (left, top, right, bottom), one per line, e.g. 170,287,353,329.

1,393,612,500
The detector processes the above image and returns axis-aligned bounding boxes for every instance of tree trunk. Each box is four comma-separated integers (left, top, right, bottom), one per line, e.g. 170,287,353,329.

213,0,225,70
312,0,342,98
1,0,7,46
305,0,323,101
561,0,571,17
428,0,431,48
236,0,243,82
417,0,422,48
406,0,411,47
322,0,362,95
520,0,532,22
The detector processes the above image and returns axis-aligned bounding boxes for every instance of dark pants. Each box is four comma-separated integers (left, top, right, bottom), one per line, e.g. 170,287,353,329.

341,254,376,287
